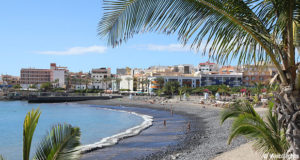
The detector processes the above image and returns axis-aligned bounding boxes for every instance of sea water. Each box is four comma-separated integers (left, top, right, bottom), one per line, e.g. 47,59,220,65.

0,101,143,160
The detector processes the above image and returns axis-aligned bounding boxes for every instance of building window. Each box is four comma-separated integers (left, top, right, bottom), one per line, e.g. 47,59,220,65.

259,76,264,80
245,77,249,80
251,77,256,80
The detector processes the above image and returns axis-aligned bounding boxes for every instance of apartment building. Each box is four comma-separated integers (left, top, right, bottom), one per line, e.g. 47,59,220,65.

50,63,69,88
148,73,243,93
20,69,52,88
1,75,20,86
173,64,194,74
242,65,277,86
91,67,111,90
219,66,238,74
116,67,131,75
198,61,219,74
68,72,91,90
200,73,243,87
20,63,68,89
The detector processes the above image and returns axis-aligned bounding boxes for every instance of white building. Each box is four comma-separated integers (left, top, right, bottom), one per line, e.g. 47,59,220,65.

91,68,111,90
148,73,243,93
119,75,134,91
197,61,219,73
52,70,65,88
75,84,87,90
50,63,68,88
176,64,194,74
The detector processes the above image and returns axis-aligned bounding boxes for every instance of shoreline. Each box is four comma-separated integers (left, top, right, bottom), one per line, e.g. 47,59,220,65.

79,97,247,160
80,101,190,160
80,107,153,153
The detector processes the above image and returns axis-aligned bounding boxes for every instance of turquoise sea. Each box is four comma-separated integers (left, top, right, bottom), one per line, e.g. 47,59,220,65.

0,101,143,160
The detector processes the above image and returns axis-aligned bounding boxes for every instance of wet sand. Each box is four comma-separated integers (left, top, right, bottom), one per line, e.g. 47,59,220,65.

80,105,190,160
79,96,247,160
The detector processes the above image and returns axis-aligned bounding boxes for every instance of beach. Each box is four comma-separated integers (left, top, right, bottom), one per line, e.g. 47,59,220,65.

79,96,254,160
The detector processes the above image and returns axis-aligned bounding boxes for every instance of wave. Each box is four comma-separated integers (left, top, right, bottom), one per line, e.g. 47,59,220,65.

80,107,153,153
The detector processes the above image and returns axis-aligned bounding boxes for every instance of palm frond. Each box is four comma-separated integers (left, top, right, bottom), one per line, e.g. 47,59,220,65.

33,124,81,160
0,155,5,160
294,21,300,48
221,100,288,154
99,0,289,83
23,108,41,160
220,100,258,124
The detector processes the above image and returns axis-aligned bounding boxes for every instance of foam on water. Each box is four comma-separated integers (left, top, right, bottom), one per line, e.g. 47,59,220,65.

80,108,153,153
0,101,149,160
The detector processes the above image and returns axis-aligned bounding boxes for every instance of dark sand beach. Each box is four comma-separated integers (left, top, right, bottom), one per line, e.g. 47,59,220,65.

78,96,247,160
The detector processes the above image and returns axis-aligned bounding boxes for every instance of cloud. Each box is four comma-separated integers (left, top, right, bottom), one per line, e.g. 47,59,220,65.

134,44,194,52
37,45,107,55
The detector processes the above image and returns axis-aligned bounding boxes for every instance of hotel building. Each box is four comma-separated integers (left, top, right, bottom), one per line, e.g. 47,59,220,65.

68,72,91,90
91,67,111,90
242,65,277,86
20,63,68,89
148,73,243,93
1,75,20,86
198,61,219,74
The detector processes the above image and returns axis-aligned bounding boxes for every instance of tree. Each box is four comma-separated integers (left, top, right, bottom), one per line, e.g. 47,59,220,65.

99,0,300,155
0,108,81,160
133,77,138,91
40,82,52,92
112,77,122,92
13,84,22,90
29,84,37,89
253,82,266,95
191,87,204,95
145,79,151,94
125,77,133,91
163,81,180,96
52,79,59,89
141,78,145,92
178,86,187,101
84,77,91,92
102,77,112,92
217,85,230,98
221,100,288,155
155,77,165,89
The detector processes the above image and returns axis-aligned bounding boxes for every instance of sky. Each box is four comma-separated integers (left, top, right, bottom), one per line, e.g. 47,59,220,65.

0,0,215,76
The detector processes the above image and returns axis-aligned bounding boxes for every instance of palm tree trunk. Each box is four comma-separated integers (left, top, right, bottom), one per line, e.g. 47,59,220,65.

275,86,300,156
278,0,300,156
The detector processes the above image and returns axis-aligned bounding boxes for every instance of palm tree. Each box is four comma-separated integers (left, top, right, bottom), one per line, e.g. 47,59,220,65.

145,79,151,95
53,79,59,89
178,86,187,101
155,77,165,89
0,108,81,160
84,76,91,92
125,77,133,91
102,77,112,93
140,78,148,92
221,100,288,155
112,77,122,92
99,0,300,155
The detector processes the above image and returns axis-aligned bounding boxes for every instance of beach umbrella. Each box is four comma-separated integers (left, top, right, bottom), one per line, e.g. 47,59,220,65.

240,88,247,93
